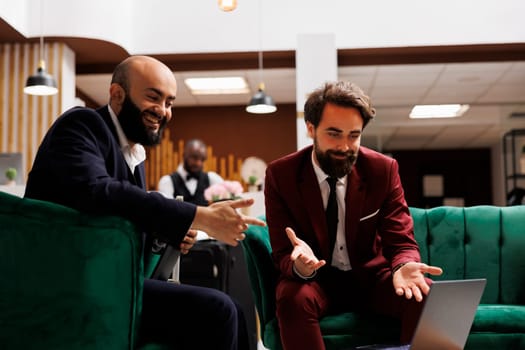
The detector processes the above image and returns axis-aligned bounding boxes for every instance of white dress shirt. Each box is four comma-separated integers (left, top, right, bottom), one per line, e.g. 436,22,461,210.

311,152,352,271
108,106,146,173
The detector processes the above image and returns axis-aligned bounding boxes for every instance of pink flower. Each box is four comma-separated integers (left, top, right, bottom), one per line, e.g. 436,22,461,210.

204,181,244,202
222,181,243,197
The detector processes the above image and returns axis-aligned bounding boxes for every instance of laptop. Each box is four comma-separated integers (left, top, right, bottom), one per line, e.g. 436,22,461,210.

357,278,487,350
150,194,183,282
150,241,181,282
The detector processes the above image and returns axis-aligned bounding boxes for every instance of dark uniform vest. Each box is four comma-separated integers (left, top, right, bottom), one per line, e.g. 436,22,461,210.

170,172,210,206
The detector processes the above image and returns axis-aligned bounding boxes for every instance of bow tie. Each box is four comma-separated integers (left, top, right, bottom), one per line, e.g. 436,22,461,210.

186,173,200,181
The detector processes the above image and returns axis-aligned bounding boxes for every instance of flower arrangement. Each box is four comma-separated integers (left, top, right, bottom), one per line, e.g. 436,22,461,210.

204,180,244,203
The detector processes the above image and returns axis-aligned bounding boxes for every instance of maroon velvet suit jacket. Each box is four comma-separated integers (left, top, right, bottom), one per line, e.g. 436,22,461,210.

265,145,421,282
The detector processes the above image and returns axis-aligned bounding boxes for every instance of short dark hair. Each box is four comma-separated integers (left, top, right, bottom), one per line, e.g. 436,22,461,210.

185,139,206,152
304,81,376,129
110,59,131,93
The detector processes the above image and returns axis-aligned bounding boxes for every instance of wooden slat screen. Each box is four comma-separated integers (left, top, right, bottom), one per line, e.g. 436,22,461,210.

0,42,62,183
145,131,245,191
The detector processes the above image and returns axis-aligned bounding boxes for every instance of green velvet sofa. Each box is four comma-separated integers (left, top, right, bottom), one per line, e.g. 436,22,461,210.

242,205,525,350
0,190,168,350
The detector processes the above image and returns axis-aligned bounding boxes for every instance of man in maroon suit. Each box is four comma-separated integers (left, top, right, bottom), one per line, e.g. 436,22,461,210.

264,81,443,350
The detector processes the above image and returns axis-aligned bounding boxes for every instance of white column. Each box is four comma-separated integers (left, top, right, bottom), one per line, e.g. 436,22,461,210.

59,44,77,113
295,33,338,150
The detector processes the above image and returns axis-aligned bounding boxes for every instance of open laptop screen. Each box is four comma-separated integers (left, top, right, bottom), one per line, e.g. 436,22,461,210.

357,278,486,350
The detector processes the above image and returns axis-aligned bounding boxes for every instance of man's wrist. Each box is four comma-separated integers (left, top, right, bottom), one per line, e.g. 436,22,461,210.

292,263,317,280
392,262,407,274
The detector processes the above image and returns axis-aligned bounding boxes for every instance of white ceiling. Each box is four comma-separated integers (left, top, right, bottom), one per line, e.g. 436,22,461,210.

76,60,525,151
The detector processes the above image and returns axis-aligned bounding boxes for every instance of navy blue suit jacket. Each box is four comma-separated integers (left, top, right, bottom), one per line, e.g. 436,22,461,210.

25,106,195,246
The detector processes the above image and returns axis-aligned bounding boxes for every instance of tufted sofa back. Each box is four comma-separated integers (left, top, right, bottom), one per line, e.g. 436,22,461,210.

410,205,525,305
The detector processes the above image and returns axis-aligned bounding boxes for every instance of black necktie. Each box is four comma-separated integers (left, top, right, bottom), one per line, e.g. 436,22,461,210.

326,177,339,253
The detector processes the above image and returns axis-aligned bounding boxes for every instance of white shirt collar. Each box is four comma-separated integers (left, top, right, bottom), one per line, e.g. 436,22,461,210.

108,105,146,173
177,163,188,178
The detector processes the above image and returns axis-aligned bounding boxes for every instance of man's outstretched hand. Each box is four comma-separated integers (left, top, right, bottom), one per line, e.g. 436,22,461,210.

286,227,326,277
393,262,443,301
192,198,266,246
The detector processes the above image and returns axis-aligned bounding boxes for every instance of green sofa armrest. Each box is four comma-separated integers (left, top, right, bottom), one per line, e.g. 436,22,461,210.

0,191,144,350
241,216,277,333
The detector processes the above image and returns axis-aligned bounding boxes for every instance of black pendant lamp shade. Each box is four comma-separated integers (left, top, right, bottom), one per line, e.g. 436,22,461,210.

24,60,58,96
246,83,277,114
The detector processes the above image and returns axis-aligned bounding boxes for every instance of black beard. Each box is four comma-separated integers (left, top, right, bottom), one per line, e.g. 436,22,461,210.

184,159,203,178
314,138,357,178
117,95,167,146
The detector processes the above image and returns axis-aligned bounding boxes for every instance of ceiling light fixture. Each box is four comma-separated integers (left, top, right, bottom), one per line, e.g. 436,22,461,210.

185,77,249,95
246,0,276,114
218,0,237,12
409,104,469,119
24,57,58,96
24,0,58,96
246,82,276,114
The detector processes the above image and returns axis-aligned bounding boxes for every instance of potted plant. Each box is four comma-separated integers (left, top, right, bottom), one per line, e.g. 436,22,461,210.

247,175,258,192
5,167,17,186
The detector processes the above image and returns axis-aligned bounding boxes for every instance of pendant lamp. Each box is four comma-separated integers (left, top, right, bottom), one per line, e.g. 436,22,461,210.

246,81,276,114
24,1,58,96
24,58,58,96
246,0,276,114
218,0,237,12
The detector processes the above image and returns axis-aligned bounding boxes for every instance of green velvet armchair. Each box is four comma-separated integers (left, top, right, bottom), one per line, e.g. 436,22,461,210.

242,205,525,350
0,190,167,350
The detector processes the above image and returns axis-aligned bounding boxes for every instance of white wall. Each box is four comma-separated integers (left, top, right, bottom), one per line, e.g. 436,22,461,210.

60,44,77,112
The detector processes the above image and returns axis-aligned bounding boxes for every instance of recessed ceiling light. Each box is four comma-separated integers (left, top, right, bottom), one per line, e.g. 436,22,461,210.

409,104,470,119
184,77,249,95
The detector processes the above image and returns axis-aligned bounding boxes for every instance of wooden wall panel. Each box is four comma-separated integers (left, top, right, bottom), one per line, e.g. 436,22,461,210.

145,104,297,190
7,44,15,152
0,43,62,183
0,45,4,151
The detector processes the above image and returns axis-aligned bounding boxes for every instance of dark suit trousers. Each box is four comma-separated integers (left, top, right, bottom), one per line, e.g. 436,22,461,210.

138,279,238,350
275,267,429,350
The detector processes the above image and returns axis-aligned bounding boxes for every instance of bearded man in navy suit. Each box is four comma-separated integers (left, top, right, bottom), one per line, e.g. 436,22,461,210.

265,81,443,350
25,55,265,350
